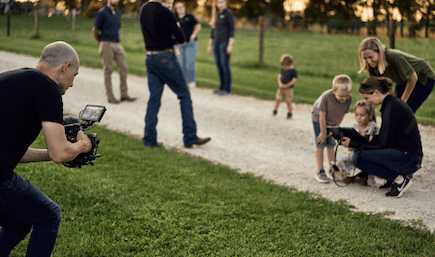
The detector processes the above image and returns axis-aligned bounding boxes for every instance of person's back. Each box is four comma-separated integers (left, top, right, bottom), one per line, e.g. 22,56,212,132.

139,1,185,51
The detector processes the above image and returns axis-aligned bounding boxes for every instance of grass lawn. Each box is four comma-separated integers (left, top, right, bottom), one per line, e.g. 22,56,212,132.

1,15,435,124
8,126,435,256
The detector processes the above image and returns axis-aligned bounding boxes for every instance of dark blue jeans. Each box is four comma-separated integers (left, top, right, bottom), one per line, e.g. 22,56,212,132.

395,78,435,113
352,148,422,182
213,42,232,93
0,173,61,257
143,52,198,146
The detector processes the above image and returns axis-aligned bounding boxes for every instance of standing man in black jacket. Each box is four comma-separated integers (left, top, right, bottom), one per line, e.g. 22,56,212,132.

139,0,210,148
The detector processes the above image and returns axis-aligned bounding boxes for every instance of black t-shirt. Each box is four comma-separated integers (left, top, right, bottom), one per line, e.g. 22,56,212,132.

280,68,298,85
139,2,186,51
177,13,198,41
0,68,63,182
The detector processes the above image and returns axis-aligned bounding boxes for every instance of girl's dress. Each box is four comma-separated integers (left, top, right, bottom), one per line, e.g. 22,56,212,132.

333,121,379,178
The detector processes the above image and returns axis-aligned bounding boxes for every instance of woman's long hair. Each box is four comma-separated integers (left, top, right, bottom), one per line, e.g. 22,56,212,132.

358,37,388,75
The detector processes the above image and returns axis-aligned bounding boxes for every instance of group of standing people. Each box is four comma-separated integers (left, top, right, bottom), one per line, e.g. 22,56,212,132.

92,0,235,147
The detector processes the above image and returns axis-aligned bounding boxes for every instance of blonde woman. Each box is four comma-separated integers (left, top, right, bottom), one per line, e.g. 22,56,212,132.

207,0,235,95
358,37,435,113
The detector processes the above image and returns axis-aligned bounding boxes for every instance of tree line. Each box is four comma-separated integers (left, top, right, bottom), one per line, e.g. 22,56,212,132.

2,0,434,25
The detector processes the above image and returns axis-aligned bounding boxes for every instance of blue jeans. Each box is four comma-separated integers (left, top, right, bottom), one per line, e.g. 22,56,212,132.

143,52,198,146
213,42,232,93
0,173,61,257
312,121,336,148
176,41,198,83
353,148,422,182
395,78,435,113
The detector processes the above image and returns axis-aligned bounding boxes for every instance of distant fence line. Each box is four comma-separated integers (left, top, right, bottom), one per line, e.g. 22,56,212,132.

237,18,435,40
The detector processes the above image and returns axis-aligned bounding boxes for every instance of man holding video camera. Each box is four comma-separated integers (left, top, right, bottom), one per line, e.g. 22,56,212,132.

0,41,92,256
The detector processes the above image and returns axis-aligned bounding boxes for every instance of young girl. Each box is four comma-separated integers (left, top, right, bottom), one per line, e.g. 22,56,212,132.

331,100,379,185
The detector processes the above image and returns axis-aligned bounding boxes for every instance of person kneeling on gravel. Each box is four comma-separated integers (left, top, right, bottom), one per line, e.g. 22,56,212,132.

341,77,423,198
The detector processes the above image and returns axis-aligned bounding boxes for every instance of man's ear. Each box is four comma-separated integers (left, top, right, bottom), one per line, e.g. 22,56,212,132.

61,62,72,73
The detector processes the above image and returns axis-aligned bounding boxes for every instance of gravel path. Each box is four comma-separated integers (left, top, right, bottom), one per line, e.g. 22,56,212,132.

1,51,434,233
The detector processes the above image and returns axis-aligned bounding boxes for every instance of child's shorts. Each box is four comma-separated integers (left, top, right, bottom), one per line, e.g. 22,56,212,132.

312,121,336,148
276,87,294,99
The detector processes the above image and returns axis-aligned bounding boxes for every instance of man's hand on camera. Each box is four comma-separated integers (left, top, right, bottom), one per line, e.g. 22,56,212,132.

341,137,351,147
77,130,92,153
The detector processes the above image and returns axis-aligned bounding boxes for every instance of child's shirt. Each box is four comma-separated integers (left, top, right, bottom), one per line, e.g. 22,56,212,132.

311,89,352,126
280,68,298,88
352,121,379,136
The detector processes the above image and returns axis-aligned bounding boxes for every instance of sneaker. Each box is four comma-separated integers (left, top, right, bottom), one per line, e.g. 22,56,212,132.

315,169,330,183
287,112,292,119
386,176,412,197
379,180,393,189
272,110,277,116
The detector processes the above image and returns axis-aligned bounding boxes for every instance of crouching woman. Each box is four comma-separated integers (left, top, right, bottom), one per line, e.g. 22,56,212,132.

341,76,423,198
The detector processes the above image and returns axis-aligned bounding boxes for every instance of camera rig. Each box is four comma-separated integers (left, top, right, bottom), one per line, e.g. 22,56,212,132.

63,105,106,168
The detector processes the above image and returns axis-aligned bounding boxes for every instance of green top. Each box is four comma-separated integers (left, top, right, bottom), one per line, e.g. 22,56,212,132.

369,48,435,85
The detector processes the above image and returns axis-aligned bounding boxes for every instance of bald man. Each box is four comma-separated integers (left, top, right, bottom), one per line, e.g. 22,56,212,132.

0,41,92,256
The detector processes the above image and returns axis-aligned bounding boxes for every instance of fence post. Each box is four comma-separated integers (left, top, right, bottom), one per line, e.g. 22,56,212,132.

7,11,11,36
34,10,39,38
72,8,77,41
259,16,265,67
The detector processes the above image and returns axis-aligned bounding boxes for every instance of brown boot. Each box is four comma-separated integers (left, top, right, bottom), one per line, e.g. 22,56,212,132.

108,97,120,104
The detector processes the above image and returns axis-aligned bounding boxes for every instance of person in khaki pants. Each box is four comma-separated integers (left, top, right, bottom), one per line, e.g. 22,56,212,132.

92,0,136,104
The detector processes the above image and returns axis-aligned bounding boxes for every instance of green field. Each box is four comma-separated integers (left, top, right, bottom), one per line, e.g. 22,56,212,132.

7,126,434,256
1,15,435,124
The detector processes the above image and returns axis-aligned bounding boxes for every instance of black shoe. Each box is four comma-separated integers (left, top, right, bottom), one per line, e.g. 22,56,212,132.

379,180,393,189
386,177,412,197
272,110,277,116
287,112,292,119
145,142,163,148
217,90,230,96
184,137,211,148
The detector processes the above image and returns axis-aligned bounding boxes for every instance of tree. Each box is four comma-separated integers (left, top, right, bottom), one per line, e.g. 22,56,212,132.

416,0,435,38
304,0,360,20
230,0,286,22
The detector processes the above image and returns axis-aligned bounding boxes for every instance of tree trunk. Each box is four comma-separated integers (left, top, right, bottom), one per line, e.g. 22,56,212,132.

388,19,396,49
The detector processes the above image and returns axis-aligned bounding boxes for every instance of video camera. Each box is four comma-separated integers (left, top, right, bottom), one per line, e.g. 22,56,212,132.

63,105,106,168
